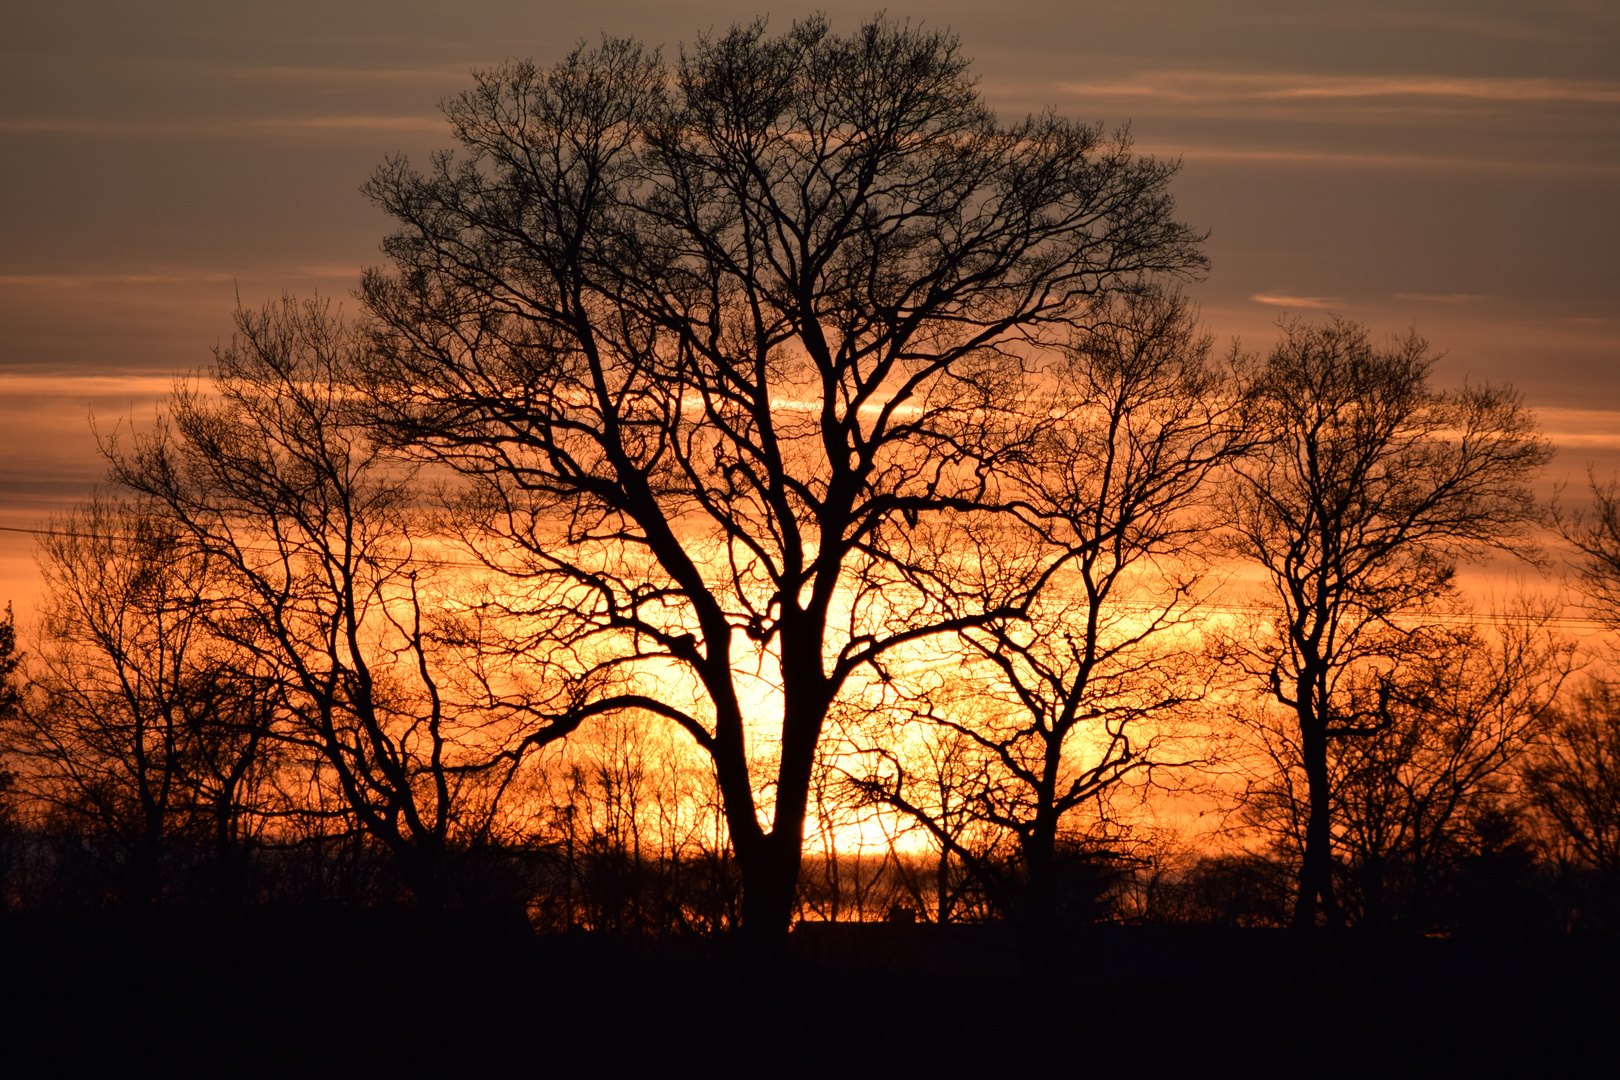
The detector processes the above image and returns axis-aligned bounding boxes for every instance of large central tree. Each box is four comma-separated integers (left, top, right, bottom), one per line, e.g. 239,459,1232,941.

360,14,1204,939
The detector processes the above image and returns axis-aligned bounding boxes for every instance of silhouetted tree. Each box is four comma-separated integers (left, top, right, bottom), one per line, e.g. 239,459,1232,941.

815,722,997,926
106,297,591,915
0,603,21,910
358,15,1205,940
1536,470,1620,929
1227,317,1551,945
1525,680,1620,931
843,288,1244,970
1237,604,1573,933
7,497,272,906
1553,470,1620,628
1154,851,1296,928
0,606,17,725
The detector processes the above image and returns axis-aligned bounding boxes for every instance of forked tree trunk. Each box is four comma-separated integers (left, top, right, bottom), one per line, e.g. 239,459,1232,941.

727,670,826,949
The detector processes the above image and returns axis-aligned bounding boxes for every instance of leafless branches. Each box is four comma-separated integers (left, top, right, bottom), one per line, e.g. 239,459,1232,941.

356,15,1205,937
1226,316,1553,934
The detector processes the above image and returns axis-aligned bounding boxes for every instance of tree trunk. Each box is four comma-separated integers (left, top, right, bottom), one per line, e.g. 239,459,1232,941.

1293,713,1338,983
1294,718,1338,930
400,841,447,927
1018,821,1061,989
736,831,803,964
214,799,241,909
730,667,825,948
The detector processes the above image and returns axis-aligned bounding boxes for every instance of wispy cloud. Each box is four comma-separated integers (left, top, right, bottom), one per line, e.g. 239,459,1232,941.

254,115,445,133
1128,139,1620,175
230,65,474,83
1252,294,1340,309
1549,433,1620,448
1538,409,1620,450
0,267,366,290
0,119,146,135
1323,6,1618,45
0,272,235,288
0,115,443,136
1394,292,1492,305
1060,72,1620,106
294,264,365,280
0,373,176,396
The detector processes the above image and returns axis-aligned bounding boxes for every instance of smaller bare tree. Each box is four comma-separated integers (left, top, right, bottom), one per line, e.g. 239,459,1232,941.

0,604,26,908
10,496,273,906
846,289,1246,973
1552,469,1620,628
1524,679,1620,931
1227,315,1552,943
1235,601,1574,933
105,296,593,914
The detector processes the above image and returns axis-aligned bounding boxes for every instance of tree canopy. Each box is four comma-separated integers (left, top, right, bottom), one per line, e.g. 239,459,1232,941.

358,14,1206,937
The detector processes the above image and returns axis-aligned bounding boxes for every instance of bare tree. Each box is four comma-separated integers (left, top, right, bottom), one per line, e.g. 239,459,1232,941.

106,296,591,913
0,604,25,908
1524,679,1620,930
1226,316,1552,941
0,605,17,728
834,723,995,926
1534,469,1620,928
1236,602,1573,933
1552,470,1620,628
357,16,1205,939
842,288,1244,967
7,496,272,906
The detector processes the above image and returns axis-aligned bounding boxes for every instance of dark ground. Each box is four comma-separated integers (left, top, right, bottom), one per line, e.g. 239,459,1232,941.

1,912,1614,1075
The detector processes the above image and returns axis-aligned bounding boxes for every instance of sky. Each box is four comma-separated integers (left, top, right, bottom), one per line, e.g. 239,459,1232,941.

2,0,1618,615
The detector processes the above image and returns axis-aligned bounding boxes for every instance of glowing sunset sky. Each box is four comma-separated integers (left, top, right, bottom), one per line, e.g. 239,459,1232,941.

2,0,1617,612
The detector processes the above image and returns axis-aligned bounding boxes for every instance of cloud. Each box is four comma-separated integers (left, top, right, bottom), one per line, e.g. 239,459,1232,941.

229,65,474,84
1522,408,1620,451
1315,5,1620,46
1058,71,1620,106
0,272,235,288
1251,294,1340,309
1550,433,1620,448
1127,140,1620,175
0,115,444,136
0,373,176,396
1393,292,1492,304
254,115,445,132
294,264,365,280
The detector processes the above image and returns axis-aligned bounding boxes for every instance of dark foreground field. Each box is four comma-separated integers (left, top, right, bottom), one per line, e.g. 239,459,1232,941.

2,912,1615,1075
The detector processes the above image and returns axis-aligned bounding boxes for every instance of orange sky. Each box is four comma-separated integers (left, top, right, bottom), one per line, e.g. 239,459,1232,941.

3,0,1618,617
